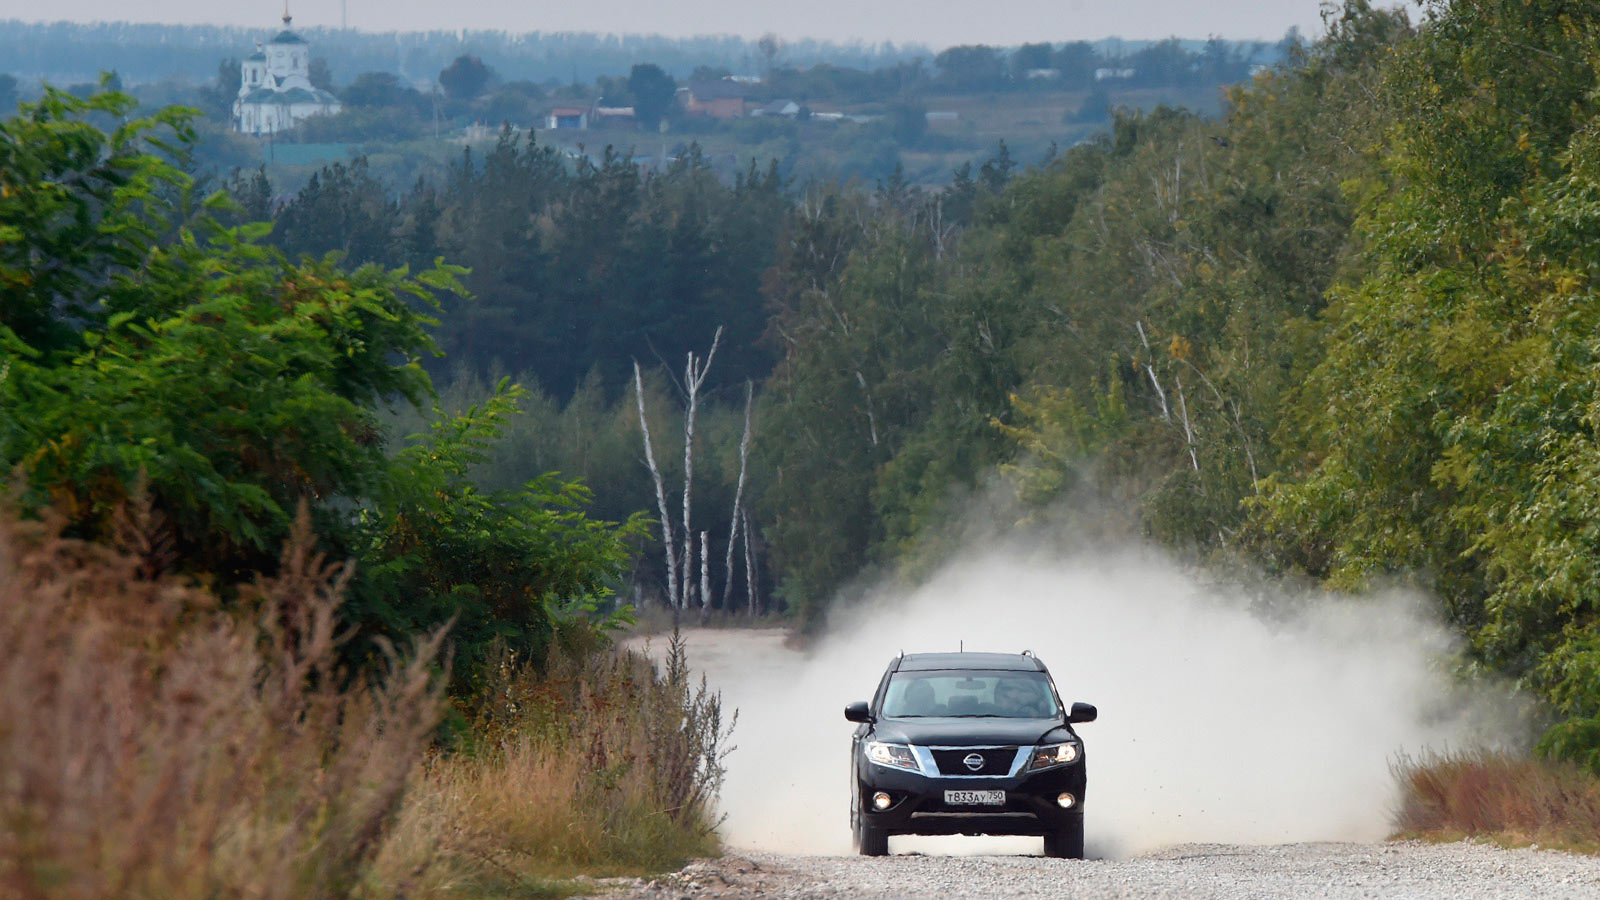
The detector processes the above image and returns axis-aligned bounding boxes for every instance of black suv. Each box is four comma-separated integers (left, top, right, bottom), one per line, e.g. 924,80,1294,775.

844,651,1097,858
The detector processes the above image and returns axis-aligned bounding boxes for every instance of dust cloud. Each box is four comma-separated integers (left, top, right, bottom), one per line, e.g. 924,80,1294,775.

647,542,1520,858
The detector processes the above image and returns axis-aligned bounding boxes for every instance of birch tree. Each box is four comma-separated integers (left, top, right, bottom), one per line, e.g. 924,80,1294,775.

679,327,722,610
633,361,679,607
632,327,723,610
722,380,754,613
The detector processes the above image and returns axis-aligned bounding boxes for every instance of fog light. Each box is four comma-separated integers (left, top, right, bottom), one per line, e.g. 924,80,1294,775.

1056,792,1077,809
872,791,892,810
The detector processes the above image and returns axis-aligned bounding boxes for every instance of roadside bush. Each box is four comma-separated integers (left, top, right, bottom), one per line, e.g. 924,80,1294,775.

0,503,447,900
1393,750,1600,852
375,632,732,895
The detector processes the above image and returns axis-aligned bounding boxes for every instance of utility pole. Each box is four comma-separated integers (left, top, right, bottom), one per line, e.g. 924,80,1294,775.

341,0,347,30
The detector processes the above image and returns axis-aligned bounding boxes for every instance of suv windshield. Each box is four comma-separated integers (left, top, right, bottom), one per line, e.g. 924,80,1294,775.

881,670,1059,718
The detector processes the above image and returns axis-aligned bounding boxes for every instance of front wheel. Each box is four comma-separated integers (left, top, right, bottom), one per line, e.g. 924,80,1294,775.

850,790,889,856
854,821,888,856
1043,815,1084,859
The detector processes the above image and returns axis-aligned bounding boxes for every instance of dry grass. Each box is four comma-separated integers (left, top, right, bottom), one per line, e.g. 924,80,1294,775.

376,633,732,898
0,501,732,900
1393,750,1600,852
0,503,447,900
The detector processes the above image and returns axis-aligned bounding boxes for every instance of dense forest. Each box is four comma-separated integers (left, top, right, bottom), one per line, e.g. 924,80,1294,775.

177,0,1600,771
9,0,1600,786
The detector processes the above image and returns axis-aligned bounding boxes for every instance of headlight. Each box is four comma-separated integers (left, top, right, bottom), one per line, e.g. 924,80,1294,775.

866,741,920,772
1027,742,1080,770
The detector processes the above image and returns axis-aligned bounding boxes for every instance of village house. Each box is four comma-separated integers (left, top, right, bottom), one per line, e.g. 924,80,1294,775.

592,105,638,129
545,106,590,129
678,79,748,119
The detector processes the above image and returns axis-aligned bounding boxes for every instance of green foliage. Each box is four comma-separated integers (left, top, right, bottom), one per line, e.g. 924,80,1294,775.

3,89,434,576
752,1,1403,625
261,133,789,399
627,63,677,129
439,54,495,102
1,84,198,356
360,380,648,689
1250,0,1600,766
2,86,645,695
885,98,928,146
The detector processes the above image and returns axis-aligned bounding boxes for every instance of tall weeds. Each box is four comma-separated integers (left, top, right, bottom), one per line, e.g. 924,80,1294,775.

377,631,733,896
0,501,733,900
1394,750,1600,852
0,505,447,900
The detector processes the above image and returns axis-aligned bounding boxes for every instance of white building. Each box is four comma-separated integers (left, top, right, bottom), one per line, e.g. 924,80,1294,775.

232,8,341,135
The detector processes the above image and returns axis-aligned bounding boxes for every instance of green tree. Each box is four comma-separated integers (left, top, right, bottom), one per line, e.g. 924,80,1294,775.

308,56,333,92
439,54,495,102
933,45,1007,90
886,98,927,146
0,73,20,112
628,63,677,129
1251,0,1600,767
1012,42,1054,77
1,87,642,691
343,71,424,111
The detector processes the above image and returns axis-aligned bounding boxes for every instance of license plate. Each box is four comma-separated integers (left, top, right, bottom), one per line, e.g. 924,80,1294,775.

944,789,1005,806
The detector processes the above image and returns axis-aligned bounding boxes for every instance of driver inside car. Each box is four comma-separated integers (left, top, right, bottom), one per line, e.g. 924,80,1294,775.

900,678,940,717
993,678,1044,716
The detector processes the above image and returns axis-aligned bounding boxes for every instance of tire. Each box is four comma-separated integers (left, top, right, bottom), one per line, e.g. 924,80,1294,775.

850,790,890,856
855,822,889,856
1043,815,1084,859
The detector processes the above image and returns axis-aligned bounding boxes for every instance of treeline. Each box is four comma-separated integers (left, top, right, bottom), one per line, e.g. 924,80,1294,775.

235,136,791,614
241,137,785,397
758,0,1600,769
0,20,924,87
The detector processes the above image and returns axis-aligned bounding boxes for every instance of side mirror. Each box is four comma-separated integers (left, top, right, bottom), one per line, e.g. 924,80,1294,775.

1068,702,1098,724
844,701,874,723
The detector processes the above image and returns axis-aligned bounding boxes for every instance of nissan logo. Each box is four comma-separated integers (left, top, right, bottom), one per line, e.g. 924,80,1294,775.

963,752,985,771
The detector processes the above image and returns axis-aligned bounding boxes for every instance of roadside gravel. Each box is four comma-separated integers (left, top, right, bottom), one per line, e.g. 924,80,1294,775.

595,842,1600,899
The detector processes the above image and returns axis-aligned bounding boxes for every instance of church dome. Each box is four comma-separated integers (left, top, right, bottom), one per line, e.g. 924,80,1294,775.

270,30,306,45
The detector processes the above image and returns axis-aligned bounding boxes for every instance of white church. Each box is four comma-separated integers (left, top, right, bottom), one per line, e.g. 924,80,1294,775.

232,7,342,135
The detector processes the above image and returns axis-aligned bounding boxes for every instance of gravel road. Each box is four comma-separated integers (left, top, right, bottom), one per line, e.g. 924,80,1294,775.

598,842,1600,899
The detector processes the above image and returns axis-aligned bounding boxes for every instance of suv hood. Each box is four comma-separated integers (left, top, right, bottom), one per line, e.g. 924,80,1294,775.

873,716,1070,747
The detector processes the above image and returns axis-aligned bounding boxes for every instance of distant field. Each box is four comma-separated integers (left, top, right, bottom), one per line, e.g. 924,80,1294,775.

230,84,1234,193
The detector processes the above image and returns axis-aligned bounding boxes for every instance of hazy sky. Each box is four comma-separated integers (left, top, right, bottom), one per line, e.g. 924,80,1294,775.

3,1,1416,46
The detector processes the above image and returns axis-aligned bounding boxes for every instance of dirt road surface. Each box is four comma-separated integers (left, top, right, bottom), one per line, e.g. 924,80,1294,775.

598,842,1600,899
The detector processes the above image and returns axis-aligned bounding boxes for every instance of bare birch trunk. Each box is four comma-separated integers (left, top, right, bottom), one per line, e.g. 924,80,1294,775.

633,362,678,608
1135,321,1172,423
743,508,758,617
699,530,711,623
1175,374,1200,472
722,380,754,611
679,328,723,610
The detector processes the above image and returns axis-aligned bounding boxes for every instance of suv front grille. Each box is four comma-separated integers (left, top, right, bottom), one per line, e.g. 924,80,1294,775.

930,747,1017,776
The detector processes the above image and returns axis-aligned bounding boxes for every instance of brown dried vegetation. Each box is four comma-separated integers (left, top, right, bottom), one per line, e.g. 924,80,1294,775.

0,503,447,900
1394,750,1600,853
0,501,731,899
377,633,731,896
